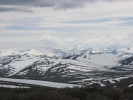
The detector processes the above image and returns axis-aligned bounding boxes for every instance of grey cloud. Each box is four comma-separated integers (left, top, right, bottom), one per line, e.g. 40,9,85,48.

0,7,33,12
0,0,36,6
0,0,55,7
0,0,131,9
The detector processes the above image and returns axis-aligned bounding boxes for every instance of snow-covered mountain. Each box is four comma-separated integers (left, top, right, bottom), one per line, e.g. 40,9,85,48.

1,47,133,57
0,47,133,87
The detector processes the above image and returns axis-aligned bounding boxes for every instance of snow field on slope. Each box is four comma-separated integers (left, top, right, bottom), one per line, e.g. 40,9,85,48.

0,64,2,67
3,57,41,76
9,58,39,71
67,65,93,72
118,47,133,54
77,53,121,67
50,58,111,71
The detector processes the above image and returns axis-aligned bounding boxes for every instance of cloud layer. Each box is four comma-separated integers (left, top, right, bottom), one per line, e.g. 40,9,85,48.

0,0,133,49
0,0,131,10
37,33,133,49
0,7,33,12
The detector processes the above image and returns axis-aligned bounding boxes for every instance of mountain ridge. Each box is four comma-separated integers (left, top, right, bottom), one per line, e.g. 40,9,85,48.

0,47,133,87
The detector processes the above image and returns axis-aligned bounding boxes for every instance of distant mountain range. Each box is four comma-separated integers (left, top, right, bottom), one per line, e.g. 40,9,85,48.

0,47,133,87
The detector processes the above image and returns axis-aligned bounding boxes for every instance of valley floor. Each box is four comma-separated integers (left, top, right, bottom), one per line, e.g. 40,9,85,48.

0,85,133,100
0,77,80,88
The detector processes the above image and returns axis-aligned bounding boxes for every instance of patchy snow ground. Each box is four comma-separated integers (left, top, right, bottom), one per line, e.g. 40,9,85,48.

0,84,29,88
128,84,133,87
113,77,129,82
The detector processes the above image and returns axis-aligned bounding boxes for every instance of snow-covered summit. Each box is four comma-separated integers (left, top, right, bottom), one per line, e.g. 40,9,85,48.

1,47,133,57
117,47,133,54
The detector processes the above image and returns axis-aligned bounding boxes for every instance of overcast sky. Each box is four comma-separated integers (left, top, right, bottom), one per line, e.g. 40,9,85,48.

0,0,133,49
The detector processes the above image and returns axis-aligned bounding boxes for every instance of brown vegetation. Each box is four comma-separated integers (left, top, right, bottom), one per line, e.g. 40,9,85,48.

0,86,133,100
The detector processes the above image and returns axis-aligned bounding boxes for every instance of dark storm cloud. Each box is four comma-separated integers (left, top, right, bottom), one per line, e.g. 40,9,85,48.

0,0,55,7
0,7,33,12
0,0,131,10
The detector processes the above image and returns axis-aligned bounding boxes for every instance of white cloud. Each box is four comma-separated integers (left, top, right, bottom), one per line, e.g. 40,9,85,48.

37,33,133,49
39,34,61,46
65,38,74,42
75,33,133,49
1,32,133,49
